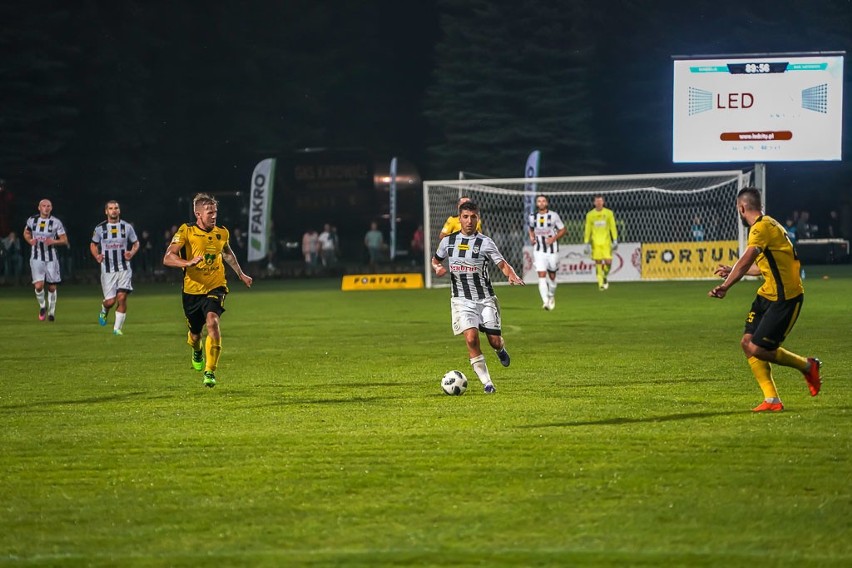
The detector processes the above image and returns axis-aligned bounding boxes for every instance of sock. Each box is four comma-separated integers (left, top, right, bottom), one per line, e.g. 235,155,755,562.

35,289,46,308
469,354,491,385
748,356,779,400
205,336,222,372
538,278,548,303
602,263,611,281
186,331,202,352
548,277,556,299
595,264,604,287
114,311,126,331
774,348,808,372
47,290,57,315
100,303,108,316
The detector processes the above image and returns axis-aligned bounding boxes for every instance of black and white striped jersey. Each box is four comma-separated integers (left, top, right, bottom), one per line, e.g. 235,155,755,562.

528,210,565,253
25,215,66,262
91,220,138,273
435,232,505,301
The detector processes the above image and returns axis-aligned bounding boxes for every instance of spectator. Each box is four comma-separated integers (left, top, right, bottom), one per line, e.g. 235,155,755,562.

364,221,384,269
410,224,425,264
2,231,24,281
785,218,798,244
826,210,840,238
796,210,814,239
0,179,15,238
301,228,319,269
691,215,706,242
318,223,337,268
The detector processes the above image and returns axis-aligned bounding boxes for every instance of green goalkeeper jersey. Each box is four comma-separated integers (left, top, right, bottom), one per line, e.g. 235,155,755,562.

584,207,617,245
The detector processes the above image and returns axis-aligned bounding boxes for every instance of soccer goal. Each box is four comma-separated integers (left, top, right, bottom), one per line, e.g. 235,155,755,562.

423,170,753,287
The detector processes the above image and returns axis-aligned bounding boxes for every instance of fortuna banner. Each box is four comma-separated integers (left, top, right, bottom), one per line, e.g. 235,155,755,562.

247,158,276,262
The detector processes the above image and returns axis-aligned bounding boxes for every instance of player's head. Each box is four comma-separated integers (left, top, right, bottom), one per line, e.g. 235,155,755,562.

458,200,479,234
104,200,120,221
593,195,605,210
193,193,218,230
736,187,763,225
457,196,472,210
535,194,549,211
37,199,52,217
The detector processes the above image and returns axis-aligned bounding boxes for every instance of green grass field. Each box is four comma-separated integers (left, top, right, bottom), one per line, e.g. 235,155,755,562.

1,268,850,566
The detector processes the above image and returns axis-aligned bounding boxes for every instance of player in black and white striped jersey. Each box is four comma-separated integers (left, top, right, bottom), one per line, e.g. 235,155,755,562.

23,199,69,321
528,195,566,311
90,200,139,335
432,200,524,394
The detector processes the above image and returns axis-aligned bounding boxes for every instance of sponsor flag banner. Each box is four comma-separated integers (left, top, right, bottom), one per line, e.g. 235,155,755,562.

341,273,424,291
247,158,276,262
523,150,540,222
641,240,739,279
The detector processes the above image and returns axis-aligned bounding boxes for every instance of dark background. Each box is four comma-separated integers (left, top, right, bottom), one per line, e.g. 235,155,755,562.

1,0,850,263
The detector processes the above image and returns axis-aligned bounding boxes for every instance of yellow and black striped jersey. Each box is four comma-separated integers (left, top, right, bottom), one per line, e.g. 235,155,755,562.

749,215,803,301
171,223,231,295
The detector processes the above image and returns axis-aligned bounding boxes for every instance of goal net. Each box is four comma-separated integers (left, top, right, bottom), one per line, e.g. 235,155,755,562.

423,170,752,287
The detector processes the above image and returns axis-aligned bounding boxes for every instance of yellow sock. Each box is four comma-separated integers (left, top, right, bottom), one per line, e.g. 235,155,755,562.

596,264,604,287
186,331,202,351
748,356,779,400
774,348,808,371
205,336,222,372
603,263,611,280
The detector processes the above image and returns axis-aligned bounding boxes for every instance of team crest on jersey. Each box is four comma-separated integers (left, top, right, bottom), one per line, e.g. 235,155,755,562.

204,253,217,265
472,245,480,254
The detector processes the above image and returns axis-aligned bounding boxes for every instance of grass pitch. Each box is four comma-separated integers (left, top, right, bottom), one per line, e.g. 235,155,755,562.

1,268,850,566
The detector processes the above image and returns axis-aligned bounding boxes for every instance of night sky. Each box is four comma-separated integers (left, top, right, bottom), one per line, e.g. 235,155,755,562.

1,0,850,253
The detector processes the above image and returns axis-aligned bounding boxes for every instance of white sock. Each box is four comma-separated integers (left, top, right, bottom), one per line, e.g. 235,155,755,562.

469,354,491,385
47,290,57,315
114,311,126,331
35,289,46,308
548,277,557,298
538,278,548,303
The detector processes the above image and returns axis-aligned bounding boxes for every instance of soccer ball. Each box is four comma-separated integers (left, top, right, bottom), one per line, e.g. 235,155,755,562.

441,370,468,396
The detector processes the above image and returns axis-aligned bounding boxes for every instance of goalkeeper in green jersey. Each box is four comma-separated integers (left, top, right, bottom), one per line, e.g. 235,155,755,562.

583,195,618,290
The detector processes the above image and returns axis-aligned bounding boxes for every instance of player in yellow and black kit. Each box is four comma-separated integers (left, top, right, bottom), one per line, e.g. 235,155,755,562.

164,193,253,387
709,187,822,412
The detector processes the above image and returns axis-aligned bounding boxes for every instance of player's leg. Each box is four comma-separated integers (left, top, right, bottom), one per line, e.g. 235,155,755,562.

546,252,558,309
453,297,495,392
481,296,509,371
602,259,612,289
31,259,47,319
744,296,820,396
113,291,128,335
741,334,783,411
46,283,58,321
100,273,116,326
184,294,206,373
201,292,227,387
534,251,549,309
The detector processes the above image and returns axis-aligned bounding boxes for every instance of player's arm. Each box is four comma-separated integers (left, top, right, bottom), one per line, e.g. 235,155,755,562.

23,225,34,246
431,254,447,278
548,225,567,245
528,225,536,244
709,246,760,299
583,213,592,244
90,241,103,263
496,260,525,286
608,210,618,243
47,231,69,247
438,216,454,241
124,239,140,260
163,241,201,269
222,243,252,288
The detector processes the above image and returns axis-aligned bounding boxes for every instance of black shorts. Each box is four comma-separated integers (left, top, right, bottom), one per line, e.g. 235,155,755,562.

182,287,227,335
744,294,803,350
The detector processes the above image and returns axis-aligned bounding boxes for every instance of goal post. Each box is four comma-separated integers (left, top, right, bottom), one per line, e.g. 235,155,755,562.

423,170,752,287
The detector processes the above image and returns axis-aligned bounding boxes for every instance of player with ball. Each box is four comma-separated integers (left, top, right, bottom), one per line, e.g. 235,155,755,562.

432,200,524,394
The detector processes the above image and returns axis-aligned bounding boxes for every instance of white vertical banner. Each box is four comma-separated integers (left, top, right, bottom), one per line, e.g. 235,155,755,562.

389,156,398,260
247,158,276,262
524,150,540,223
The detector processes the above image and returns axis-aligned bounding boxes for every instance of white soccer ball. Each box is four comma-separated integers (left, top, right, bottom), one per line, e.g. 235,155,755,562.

441,370,468,396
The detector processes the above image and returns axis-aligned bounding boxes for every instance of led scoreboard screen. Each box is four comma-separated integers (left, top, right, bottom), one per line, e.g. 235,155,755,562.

673,53,844,163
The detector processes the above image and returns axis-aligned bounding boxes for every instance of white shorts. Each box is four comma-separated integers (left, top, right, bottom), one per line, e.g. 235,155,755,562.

101,269,134,300
533,250,559,273
30,259,61,284
451,296,502,336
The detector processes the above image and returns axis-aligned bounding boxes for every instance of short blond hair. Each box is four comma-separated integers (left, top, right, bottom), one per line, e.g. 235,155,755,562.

192,193,218,211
